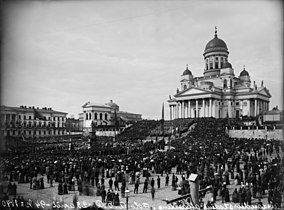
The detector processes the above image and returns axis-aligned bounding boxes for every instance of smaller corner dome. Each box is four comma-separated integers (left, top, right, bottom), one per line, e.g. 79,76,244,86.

222,62,232,68
182,65,192,76
240,69,249,77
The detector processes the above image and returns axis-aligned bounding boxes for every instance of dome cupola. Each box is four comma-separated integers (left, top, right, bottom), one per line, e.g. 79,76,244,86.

239,65,251,87
203,27,230,77
182,64,192,76
204,27,228,54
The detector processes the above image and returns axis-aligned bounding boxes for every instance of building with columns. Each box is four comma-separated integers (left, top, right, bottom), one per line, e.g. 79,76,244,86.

81,100,142,135
168,29,271,119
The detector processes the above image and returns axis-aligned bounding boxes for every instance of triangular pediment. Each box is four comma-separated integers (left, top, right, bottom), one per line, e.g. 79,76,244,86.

258,87,272,98
175,87,211,97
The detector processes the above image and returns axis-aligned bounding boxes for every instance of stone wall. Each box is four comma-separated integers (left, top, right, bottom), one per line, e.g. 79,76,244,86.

227,128,283,140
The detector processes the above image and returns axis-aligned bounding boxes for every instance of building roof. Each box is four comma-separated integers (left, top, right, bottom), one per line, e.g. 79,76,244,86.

1,105,67,115
240,69,249,76
182,65,192,76
204,29,228,53
222,62,232,68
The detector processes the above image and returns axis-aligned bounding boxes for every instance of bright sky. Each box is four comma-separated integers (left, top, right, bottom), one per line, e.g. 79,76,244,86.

2,0,283,120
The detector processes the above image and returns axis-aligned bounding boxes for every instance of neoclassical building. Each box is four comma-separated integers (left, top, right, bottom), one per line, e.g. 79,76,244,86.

81,100,142,135
0,105,67,139
168,29,271,119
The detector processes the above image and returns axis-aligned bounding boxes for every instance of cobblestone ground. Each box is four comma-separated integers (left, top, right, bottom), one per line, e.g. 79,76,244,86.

4,149,283,210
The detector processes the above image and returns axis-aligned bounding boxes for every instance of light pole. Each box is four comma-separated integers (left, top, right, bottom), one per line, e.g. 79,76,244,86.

125,189,130,210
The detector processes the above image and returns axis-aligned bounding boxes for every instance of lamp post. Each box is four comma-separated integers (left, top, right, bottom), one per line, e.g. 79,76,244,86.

125,189,130,210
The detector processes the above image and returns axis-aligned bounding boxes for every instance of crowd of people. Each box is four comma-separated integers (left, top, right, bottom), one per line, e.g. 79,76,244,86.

0,118,283,210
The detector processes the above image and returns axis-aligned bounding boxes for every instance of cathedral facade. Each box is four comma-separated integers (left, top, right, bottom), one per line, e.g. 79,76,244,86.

168,29,271,119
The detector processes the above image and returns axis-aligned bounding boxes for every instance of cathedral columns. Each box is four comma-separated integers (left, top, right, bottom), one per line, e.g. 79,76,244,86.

196,99,198,118
209,98,212,117
255,99,258,116
188,100,191,118
202,99,205,117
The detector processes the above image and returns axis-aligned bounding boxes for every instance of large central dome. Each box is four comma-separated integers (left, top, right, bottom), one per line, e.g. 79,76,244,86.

204,29,228,53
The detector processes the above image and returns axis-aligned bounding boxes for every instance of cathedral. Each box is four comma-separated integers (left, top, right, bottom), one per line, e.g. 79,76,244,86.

168,28,271,119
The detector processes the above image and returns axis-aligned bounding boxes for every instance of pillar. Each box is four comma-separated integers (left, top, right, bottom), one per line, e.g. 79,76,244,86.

255,99,257,116
188,100,191,118
170,106,172,120
182,101,185,118
196,99,198,118
228,99,231,118
209,98,212,117
247,100,251,116
202,99,205,117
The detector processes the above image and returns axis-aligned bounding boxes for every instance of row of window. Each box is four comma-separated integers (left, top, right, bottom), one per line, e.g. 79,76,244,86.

8,130,65,136
86,112,108,120
3,114,65,121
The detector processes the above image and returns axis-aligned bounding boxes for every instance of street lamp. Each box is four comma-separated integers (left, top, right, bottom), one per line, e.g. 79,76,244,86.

125,189,130,210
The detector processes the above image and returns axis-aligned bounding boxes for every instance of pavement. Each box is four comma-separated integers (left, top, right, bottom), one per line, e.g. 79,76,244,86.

2,149,283,210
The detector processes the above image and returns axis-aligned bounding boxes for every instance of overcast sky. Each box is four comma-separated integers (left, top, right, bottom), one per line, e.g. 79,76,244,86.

2,0,283,120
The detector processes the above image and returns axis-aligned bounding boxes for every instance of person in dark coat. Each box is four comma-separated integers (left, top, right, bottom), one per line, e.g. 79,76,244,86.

134,180,139,194
63,181,68,194
246,189,252,205
113,192,120,206
58,182,63,195
224,188,230,202
101,188,106,203
109,177,113,189
232,188,239,203
12,183,17,196
114,178,119,191
106,190,112,205
165,174,169,186
143,179,148,193
40,178,44,189
150,178,155,188
157,176,161,189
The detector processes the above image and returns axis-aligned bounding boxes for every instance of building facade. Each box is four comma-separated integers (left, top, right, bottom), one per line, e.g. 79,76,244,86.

0,105,67,139
168,29,271,119
81,100,142,135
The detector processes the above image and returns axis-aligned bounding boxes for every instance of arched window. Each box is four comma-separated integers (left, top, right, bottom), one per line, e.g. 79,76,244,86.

94,113,97,120
86,113,88,120
223,79,227,88
184,84,187,90
100,113,103,120
215,57,219,69
89,113,91,120
105,113,108,120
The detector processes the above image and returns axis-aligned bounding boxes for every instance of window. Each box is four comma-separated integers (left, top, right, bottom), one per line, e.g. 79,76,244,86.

89,113,91,120
223,79,227,88
95,113,97,120
29,116,31,120
100,113,103,120
18,115,21,120
24,115,26,120
105,113,108,120
86,113,88,120
184,85,187,90
236,102,240,106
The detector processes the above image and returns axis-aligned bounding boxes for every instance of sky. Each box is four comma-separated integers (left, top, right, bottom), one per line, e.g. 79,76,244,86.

1,0,283,120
